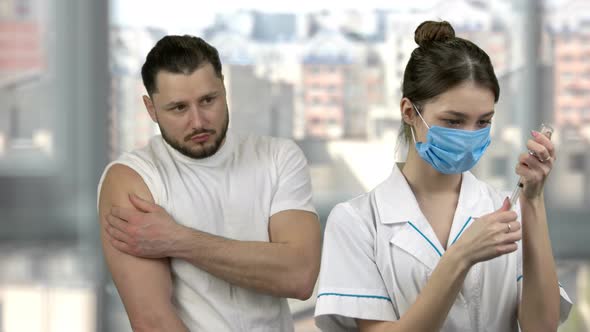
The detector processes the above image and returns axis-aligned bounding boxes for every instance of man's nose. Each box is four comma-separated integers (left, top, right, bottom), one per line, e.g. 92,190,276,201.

187,107,205,128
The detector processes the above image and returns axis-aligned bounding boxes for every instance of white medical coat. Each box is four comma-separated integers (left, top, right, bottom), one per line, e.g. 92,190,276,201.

315,165,572,332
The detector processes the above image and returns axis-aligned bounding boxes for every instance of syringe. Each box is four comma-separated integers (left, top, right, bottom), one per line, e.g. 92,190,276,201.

508,123,554,209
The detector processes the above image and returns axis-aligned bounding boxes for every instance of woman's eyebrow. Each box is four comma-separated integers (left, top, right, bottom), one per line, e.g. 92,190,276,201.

440,110,495,118
441,110,468,118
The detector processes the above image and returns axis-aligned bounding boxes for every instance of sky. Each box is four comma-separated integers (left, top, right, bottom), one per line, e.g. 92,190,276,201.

110,0,439,31
110,0,570,33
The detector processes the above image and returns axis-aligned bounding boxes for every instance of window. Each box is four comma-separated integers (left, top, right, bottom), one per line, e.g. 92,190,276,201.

104,1,590,329
560,54,575,62
3,1,590,331
561,71,575,81
571,153,586,172
491,156,508,177
565,87,587,97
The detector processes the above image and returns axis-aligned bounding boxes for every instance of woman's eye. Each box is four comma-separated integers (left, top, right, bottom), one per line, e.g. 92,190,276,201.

445,119,462,126
478,120,492,126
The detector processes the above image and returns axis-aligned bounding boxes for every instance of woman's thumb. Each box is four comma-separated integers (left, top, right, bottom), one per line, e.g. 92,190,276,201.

500,197,511,212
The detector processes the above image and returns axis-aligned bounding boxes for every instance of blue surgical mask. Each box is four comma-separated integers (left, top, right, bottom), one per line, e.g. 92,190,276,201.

410,104,491,174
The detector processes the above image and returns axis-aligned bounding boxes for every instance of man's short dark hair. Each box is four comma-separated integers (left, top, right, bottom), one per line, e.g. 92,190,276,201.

141,35,223,96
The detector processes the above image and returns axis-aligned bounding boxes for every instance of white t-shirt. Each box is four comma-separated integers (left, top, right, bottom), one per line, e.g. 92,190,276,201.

315,164,572,332
98,130,316,331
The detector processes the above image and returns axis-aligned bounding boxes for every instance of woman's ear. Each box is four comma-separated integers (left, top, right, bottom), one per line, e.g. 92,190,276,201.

400,97,416,127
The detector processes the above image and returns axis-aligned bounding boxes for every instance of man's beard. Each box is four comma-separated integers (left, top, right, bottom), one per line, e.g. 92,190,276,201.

160,111,229,160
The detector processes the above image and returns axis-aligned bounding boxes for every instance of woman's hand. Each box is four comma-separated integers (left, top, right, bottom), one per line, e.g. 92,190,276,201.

516,130,556,200
453,198,521,266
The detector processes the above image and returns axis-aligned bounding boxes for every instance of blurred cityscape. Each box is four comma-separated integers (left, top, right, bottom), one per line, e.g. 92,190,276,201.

108,0,590,210
1,0,590,331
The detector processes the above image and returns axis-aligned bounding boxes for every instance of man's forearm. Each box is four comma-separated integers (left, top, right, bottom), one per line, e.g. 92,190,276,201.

169,226,317,300
518,196,560,332
130,307,189,332
105,195,320,299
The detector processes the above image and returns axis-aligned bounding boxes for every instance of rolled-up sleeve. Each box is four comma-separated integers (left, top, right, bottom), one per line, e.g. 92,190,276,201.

270,139,316,216
315,203,396,331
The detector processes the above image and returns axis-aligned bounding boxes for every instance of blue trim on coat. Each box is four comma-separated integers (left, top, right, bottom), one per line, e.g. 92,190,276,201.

408,221,443,257
317,292,392,302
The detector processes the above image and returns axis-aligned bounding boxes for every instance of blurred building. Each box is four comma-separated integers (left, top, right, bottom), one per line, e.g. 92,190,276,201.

251,11,299,43
365,48,386,108
0,0,50,163
383,0,508,105
109,26,165,158
0,0,110,331
207,28,297,138
548,128,590,209
462,29,510,75
2,2,589,331
471,65,552,190
552,33,590,127
225,64,296,138
0,244,96,332
545,0,590,210
549,0,590,128
302,29,366,139
431,0,494,31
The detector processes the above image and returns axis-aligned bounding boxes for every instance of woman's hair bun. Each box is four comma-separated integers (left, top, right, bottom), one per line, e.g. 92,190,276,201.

414,20,455,47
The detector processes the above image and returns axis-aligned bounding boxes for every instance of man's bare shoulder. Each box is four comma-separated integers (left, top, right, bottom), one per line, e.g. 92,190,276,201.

99,163,154,213
104,163,144,183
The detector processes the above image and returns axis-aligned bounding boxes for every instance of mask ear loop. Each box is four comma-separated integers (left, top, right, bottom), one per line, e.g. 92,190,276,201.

412,103,430,129
410,102,429,144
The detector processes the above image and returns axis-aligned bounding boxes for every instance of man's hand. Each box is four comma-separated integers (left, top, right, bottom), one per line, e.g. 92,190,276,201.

106,194,184,258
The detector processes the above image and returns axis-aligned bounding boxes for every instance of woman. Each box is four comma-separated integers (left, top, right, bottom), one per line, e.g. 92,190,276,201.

314,21,572,332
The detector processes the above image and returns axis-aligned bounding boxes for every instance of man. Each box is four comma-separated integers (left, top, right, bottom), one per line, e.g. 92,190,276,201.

97,35,321,331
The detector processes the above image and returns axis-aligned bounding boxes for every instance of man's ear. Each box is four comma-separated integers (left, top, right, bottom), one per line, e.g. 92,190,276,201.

400,97,417,127
220,75,227,93
142,95,157,123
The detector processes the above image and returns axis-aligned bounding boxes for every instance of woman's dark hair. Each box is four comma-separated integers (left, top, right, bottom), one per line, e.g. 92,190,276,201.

141,35,223,96
400,20,500,142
